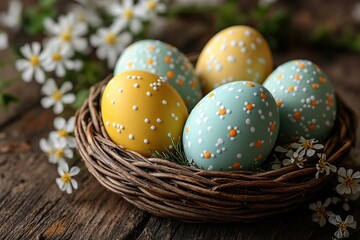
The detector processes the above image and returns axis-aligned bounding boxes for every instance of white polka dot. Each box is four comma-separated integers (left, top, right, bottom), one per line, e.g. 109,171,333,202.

147,92,152,96
144,139,149,144
117,129,120,133
132,106,138,111
129,134,134,139
118,88,123,93
227,55,235,62
144,118,150,123
237,153,242,158
151,125,156,130
157,118,161,123
245,119,251,125
106,121,110,126
198,138,203,144
162,100,167,105
106,93,110,98
111,100,115,104
250,127,255,133
134,83,139,88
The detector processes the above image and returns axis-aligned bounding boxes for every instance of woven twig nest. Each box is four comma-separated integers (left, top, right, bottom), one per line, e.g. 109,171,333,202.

75,75,357,223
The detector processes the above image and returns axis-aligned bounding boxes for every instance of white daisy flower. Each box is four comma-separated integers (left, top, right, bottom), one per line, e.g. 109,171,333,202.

309,198,335,227
139,0,166,20
329,215,357,239
39,137,73,166
274,144,294,158
56,163,80,194
41,79,76,114
270,156,281,170
90,23,132,68
43,43,83,77
282,152,306,168
15,42,47,83
315,153,337,179
44,13,88,53
0,0,22,30
336,167,360,195
107,0,144,34
68,3,102,27
0,32,8,50
50,116,77,148
291,136,324,157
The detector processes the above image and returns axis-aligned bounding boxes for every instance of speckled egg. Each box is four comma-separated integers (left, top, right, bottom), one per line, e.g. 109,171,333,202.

101,70,189,157
196,25,273,94
114,40,203,110
263,60,337,143
183,81,279,171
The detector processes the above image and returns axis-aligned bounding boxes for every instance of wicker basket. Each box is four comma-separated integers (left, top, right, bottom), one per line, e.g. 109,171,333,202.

75,75,357,223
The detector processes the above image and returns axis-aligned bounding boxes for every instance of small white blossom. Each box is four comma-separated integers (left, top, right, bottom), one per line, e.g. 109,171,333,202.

309,198,335,227
68,4,102,27
315,153,337,179
329,215,357,239
282,152,306,168
291,136,324,157
43,43,82,77
336,167,360,195
139,0,166,20
44,13,88,53
270,156,281,170
352,3,360,23
41,79,76,114
50,116,76,148
274,144,294,158
0,0,22,30
15,42,47,83
90,23,132,68
0,32,8,50
107,0,144,34
56,163,80,194
39,137,73,166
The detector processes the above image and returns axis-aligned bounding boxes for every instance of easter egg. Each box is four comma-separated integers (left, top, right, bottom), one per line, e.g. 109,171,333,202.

263,60,337,143
101,70,189,157
195,25,273,94
183,81,279,171
114,39,203,110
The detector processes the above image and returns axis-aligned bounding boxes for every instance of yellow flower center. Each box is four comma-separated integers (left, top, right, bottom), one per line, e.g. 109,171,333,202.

55,148,64,158
147,1,157,10
30,55,40,66
338,222,347,232
52,90,63,101
61,173,72,184
105,33,117,45
316,207,326,217
343,177,354,187
61,31,72,42
123,8,134,19
303,140,313,150
58,130,68,138
52,52,62,62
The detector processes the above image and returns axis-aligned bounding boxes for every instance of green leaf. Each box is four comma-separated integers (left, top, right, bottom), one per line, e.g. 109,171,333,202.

0,93,18,110
40,0,58,8
72,89,89,109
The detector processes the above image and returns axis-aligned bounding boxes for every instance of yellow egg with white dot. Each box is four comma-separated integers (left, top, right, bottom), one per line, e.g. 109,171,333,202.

196,25,273,94
101,70,189,157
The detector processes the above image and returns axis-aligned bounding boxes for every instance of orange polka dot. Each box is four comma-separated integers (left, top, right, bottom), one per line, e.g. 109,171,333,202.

288,86,294,92
298,63,306,69
277,74,284,80
177,79,184,86
203,152,211,158
293,112,301,120
309,123,316,131
218,108,226,115
294,75,301,81
255,140,262,148
312,83,319,89
208,93,215,98
327,95,333,107
232,162,241,169
167,71,175,78
257,155,263,161
246,82,255,87
229,129,237,137
165,56,172,63
190,80,197,88
185,126,190,132
247,103,254,110
276,100,283,107
148,45,155,51
147,58,154,65
127,61,133,67
270,122,276,132
311,100,318,107
183,63,189,70
260,93,267,100
319,76,326,84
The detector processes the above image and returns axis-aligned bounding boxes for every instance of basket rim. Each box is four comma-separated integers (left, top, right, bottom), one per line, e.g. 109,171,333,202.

74,75,357,223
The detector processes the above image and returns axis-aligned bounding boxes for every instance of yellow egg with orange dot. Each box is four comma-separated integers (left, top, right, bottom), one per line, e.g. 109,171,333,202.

196,25,273,94
114,40,203,111
101,70,189,157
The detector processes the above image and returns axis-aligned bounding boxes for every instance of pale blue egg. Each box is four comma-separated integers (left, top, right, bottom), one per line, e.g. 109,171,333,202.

114,40,203,111
183,81,279,171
